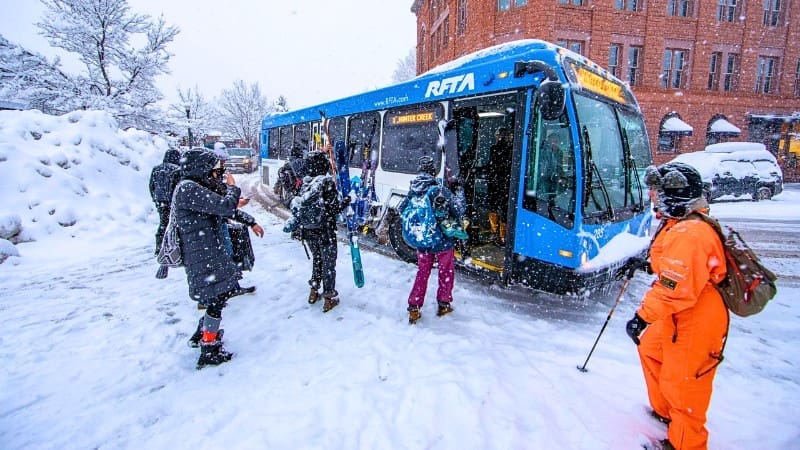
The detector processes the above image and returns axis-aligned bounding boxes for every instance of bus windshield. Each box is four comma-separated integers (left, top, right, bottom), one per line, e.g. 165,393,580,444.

574,93,648,220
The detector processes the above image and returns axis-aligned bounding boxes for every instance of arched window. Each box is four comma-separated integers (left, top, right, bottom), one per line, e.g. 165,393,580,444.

706,114,741,145
657,112,693,153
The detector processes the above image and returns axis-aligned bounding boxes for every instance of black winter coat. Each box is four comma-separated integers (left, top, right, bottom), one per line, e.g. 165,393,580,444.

174,180,242,302
173,149,242,302
149,149,181,204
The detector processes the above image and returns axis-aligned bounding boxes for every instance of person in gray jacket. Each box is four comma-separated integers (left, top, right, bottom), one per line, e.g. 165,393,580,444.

173,148,263,369
148,148,181,254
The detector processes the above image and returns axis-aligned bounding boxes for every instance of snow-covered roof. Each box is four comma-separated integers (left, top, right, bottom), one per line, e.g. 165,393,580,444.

661,117,693,133
709,118,741,134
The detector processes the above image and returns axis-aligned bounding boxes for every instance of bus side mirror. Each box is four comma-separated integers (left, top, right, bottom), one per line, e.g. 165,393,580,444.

538,80,565,121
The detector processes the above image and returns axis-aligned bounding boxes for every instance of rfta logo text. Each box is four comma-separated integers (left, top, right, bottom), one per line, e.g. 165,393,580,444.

424,73,475,98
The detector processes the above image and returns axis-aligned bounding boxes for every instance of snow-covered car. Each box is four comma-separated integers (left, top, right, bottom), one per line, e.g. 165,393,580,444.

670,142,783,202
224,148,258,173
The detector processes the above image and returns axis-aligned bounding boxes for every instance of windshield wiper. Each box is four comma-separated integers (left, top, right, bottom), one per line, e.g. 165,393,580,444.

620,130,644,212
582,125,615,221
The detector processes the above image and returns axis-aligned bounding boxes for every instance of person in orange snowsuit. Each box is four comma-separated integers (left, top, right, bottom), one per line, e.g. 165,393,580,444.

625,162,728,450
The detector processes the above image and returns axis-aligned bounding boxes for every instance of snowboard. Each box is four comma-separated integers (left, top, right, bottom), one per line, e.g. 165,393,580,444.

348,223,365,288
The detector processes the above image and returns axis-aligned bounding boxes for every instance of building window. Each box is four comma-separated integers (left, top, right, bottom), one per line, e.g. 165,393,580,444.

457,0,468,36
794,59,800,97
609,44,621,78
755,56,779,94
500,0,527,7
658,114,692,153
717,0,738,22
559,0,585,5
557,40,584,55
628,46,642,86
442,16,449,50
708,52,721,91
667,0,692,16
662,49,688,89
616,0,640,11
762,0,781,26
723,53,738,91
430,0,441,23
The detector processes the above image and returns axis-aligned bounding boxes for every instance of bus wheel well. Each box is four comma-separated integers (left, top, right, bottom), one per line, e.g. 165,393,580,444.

387,210,418,264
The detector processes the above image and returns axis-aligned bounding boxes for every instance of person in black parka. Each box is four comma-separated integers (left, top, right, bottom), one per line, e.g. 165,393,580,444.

149,148,181,254
173,148,247,369
301,150,350,313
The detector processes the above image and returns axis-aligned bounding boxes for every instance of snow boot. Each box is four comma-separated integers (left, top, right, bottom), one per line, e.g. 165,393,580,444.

322,294,339,313
188,323,224,348
231,285,256,297
408,305,422,324
649,409,671,425
308,287,321,304
642,438,675,450
196,341,233,370
436,301,454,317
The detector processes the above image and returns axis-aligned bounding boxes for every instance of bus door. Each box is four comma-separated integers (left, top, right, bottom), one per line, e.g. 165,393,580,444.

450,93,523,273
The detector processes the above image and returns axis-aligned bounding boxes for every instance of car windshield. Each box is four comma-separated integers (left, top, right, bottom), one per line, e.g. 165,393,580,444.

229,148,251,157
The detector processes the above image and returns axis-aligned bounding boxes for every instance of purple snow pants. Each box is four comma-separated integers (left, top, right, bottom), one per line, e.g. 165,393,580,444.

408,248,455,307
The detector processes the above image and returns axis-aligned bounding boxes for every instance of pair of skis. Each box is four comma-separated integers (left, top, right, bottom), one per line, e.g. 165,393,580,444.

321,113,364,288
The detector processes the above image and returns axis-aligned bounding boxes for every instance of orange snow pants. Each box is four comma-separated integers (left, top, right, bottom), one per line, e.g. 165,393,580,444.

637,288,728,450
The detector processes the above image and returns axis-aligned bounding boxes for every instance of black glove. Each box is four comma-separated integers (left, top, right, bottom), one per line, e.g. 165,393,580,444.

341,195,351,207
626,313,649,345
625,257,652,279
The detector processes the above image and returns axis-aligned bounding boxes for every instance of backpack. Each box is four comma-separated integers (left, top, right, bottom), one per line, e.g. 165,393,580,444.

693,213,778,317
156,180,191,268
401,185,445,250
290,175,330,229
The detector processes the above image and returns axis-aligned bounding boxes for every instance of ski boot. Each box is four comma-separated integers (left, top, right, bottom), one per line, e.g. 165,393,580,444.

322,291,339,313
408,305,422,324
196,341,233,370
436,301,454,317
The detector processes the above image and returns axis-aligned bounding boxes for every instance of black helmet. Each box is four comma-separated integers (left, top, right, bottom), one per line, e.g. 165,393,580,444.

644,162,706,218
305,150,329,177
417,155,437,176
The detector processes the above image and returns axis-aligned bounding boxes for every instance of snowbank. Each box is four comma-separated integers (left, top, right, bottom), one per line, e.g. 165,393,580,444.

0,109,166,256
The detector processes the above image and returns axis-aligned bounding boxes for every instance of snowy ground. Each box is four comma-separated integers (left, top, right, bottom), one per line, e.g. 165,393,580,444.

1,110,799,449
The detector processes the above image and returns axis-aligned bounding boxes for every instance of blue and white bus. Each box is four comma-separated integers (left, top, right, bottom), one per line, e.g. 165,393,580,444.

261,39,653,295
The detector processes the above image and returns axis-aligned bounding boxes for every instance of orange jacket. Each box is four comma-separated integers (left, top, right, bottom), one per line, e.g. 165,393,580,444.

637,217,727,323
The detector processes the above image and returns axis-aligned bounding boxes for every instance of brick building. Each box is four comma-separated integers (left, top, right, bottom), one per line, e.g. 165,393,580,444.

411,0,800,181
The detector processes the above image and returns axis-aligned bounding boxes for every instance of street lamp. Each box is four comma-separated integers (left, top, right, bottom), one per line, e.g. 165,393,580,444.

185,106,193,148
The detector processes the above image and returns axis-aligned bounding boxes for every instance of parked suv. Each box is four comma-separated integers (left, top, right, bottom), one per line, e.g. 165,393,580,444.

224,148,258,173
671,142,783,202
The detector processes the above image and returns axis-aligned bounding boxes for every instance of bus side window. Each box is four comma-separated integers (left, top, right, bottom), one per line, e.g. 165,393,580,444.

347,113,379,167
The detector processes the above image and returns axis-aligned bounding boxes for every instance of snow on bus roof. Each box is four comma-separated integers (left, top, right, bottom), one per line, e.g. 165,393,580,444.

420,39,563,77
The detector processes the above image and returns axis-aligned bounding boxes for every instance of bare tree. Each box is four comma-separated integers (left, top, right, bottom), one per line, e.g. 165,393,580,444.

217,80,271,149
36,0,179,129
0,34,77,113
170,86,216,144
391,49,417,83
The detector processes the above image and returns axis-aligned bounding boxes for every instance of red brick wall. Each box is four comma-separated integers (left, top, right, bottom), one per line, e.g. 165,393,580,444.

413,0,800,180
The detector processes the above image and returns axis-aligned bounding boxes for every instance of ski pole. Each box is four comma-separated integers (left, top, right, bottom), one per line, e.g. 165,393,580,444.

577,265,636,373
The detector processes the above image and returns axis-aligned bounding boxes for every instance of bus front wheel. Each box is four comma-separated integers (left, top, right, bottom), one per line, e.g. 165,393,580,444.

388,213,418,264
